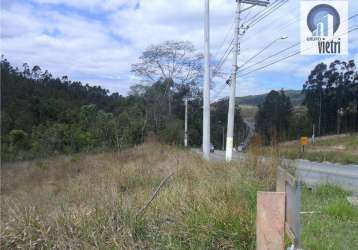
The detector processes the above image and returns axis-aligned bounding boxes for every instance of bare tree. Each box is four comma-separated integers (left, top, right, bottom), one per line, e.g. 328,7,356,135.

131,41,203,118
131,40,203,85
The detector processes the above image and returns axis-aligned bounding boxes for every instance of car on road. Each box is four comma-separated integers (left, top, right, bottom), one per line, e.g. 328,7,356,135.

201,144,215,153
237,143,245,152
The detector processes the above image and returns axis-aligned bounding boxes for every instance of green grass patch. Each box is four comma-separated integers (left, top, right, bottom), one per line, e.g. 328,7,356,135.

301,185,358,250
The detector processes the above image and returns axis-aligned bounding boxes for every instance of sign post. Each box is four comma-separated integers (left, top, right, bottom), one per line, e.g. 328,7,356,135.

300,136,308,153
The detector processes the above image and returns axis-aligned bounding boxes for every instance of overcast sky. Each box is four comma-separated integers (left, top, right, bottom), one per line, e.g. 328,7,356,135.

1,0,357,98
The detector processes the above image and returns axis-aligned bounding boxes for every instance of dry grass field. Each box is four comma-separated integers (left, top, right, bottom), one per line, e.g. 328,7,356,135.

1,144,277,249
1,144,357,249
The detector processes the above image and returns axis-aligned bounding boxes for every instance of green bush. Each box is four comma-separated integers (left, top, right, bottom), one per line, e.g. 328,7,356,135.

31,123,97,155
160,119,184,145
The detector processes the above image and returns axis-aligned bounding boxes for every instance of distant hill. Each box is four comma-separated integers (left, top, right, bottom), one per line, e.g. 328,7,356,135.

237,90,304,106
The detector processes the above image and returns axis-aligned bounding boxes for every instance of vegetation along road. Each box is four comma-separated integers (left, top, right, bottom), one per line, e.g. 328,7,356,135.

2,145,358,249
205,149,358,193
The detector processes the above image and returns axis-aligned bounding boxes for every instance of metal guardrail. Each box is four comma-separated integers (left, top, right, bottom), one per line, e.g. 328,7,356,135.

277,167,302,250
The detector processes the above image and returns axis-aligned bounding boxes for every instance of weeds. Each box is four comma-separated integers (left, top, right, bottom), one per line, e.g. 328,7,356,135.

275,133,358,164
301,185,358,250
1,144,272,249
1,144,357,249
324,200,357,221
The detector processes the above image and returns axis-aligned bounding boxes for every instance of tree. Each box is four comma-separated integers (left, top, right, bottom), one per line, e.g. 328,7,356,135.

255,90,293,144
288,107,312,140
1,58,131,160
132,40,203,118
210,98,246,150
0,53,215,161
303,60,358,135
130,41,203,142
32,65,42,80
131,40,203,85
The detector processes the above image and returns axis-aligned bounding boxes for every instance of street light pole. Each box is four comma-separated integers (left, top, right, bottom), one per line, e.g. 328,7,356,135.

203,0,211,160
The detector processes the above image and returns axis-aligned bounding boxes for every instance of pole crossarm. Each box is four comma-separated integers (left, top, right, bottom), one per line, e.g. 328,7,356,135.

241,0,269,7
240,4,255,13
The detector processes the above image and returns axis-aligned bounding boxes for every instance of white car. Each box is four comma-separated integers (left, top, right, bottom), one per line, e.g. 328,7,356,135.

202,144,215,153
237,143,244,152
210,144,215,153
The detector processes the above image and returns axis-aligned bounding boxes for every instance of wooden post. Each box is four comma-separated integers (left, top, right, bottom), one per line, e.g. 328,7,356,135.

256,192,285,250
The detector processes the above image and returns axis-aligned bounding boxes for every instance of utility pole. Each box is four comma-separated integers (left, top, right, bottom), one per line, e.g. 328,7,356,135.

225,0,269,162
184,98,188,147
225,0,241,162
203,0,211,160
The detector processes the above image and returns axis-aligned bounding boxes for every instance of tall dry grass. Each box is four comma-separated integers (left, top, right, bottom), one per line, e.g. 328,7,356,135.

1,143,277,249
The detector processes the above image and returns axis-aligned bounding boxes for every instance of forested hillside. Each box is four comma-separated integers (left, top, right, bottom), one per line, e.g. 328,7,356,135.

1,42,246,161
2,40,356,160
254,60,358,144
1,57,144,160
237,90,304,106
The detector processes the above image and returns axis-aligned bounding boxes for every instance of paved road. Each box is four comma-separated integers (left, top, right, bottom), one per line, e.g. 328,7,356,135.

197,149,358,193
242,120,255,151
293,159,358,194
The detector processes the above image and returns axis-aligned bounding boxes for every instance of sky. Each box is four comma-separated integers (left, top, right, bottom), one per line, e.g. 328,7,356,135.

1,0,357,98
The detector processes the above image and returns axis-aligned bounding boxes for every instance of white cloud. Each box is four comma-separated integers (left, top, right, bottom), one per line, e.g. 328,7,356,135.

1,1,138,92
1,0,357,96
32,0,138,11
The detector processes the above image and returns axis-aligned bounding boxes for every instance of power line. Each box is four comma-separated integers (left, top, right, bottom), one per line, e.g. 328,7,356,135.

212,38,234,77
238,27,358,78
241,5,298,45
239,0,292,47
239,36,288,69
247,0,288,28
211,9,357,104
240,14,358,73
212,26,357,102
212,2,284,100
244,0,282,25
211,1,289,103
245,0,287,27
240,42,299,72
212,14,236,60
211,15,237,78
242,4,256,22
212,1,289,81
211,80,229,102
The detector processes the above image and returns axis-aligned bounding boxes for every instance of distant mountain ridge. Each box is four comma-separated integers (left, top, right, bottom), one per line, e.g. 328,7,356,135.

237,90,304,106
